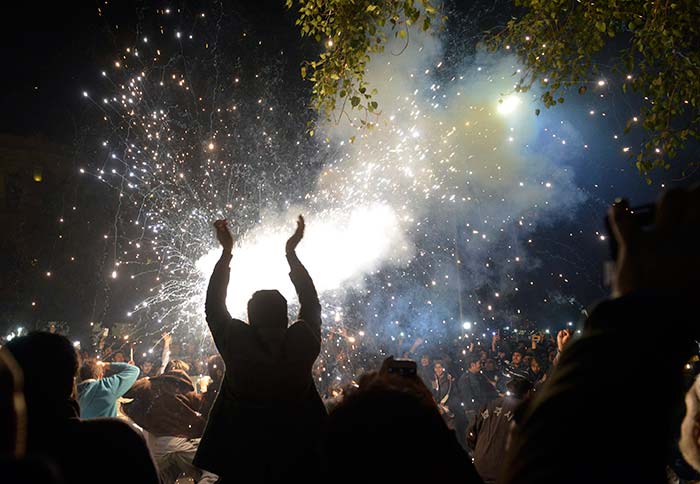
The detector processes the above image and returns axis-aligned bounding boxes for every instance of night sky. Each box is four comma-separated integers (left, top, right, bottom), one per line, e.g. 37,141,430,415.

1,1,697,358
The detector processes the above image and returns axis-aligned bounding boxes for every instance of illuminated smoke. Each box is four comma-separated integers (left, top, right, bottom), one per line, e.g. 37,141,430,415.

196,203,411,317
87,7,587,347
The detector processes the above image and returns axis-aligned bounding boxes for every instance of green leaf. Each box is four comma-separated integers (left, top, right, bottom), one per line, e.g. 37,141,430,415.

350,96,361,107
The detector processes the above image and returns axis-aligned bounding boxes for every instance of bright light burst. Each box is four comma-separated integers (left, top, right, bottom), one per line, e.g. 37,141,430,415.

497,94,521,115
196,203,410,316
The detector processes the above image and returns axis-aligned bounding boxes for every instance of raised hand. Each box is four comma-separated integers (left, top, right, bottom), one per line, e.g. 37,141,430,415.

609,187,700,297
214,219,234,254
557,329,572,352
285,215,305,254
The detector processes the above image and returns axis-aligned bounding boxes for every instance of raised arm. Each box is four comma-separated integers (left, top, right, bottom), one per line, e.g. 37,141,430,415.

205,219,234,347
552,328,572,366
155,332,171,376
286,215,322,339
97,327,108,356
101,362,140,398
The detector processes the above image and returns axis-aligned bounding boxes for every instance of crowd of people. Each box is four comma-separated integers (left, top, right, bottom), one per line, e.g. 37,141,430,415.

1,188,700,484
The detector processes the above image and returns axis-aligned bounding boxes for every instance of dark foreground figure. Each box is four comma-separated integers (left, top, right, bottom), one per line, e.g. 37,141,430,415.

324,357,483,484
502,188,700,484
3,332,160,484
194,216,327,483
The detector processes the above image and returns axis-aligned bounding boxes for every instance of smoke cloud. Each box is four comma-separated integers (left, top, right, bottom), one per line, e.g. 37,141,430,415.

196,20,586,335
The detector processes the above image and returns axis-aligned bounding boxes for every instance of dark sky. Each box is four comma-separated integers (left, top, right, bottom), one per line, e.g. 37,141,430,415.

2,2,105,141
1,0,305,144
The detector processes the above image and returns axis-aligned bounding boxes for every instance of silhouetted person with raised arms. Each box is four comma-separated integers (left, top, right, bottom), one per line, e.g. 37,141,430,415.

194,215,327,484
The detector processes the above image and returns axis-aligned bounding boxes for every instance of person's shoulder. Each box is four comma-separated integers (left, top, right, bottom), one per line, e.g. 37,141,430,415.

74,417,146,447
76,416,140,431
287,320,321,340
229,318,249,331
77,381,94,394
69,418,159,484
132,376,152,386
218,318,250,340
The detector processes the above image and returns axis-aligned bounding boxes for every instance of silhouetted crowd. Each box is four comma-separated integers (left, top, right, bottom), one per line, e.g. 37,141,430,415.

2,189,700,484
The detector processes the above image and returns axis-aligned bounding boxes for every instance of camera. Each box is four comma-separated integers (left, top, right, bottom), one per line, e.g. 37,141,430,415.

604,203,655,261
603,203,655,287
384,358,417,378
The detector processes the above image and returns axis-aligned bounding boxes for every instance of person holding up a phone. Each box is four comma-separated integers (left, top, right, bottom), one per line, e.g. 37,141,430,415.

502,187,700,484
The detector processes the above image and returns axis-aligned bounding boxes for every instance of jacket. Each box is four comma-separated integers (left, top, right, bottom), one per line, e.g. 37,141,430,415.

193,250,327,482
77,362,139,418
467,396,523,483
459,371,498,414
123,369,205,438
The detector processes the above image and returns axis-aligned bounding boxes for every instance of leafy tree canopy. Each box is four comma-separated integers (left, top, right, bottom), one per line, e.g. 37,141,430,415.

286,0,441,133
290,0,699,175
490,0,700,176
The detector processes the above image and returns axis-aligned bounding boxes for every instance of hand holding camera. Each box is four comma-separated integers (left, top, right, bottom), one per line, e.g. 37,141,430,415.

607,187,700,297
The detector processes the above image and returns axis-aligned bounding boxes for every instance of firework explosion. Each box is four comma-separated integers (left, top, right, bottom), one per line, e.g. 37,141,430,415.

78,3,634,369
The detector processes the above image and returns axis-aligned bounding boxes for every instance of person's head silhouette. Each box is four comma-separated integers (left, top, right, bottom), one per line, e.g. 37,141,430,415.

247,290,288,329
5,332,79,412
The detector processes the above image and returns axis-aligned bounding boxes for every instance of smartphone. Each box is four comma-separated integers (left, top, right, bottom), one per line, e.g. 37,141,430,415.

604,203,656,261
385,359,418,377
